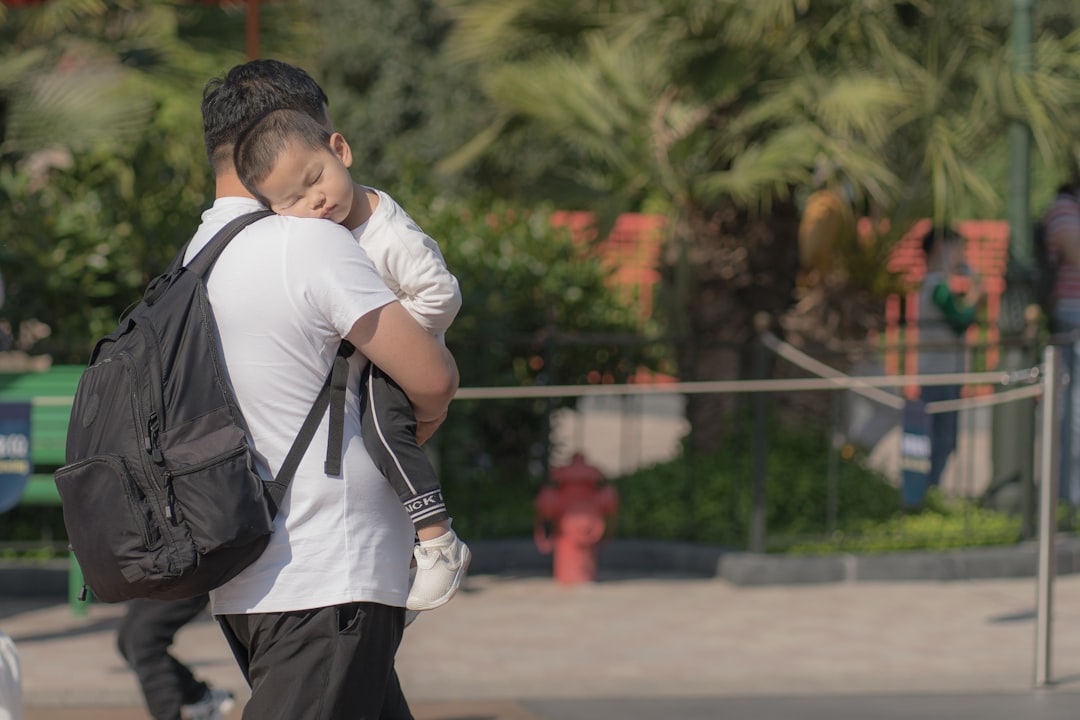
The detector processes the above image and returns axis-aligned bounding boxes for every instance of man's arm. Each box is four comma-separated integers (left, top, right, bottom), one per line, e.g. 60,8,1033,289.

346,300,459,424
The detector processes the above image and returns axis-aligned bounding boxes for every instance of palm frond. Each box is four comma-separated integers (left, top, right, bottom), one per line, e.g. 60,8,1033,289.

2,60,153,155
435,115,510,176
18,0,109,41
694,125,818,206
0,48,48,88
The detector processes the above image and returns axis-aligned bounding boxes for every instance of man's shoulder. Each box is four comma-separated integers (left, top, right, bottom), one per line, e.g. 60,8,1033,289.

190,206,362,270
237,213,359,252
272,214,355,239
203,198,353,236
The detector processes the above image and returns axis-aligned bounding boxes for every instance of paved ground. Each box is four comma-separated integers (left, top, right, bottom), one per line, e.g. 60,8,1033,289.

6,571,1080,719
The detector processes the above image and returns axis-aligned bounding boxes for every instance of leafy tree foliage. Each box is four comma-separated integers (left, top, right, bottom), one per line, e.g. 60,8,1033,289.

295,0,472,192
0,0,314,361
0,137,213,362
434,0,1080,450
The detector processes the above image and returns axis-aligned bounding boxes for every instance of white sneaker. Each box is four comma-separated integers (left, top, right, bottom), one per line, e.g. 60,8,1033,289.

405,529,472,611
181,687,236,720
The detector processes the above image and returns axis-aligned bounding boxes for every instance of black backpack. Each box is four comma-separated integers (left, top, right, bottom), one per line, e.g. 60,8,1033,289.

56,211,354,602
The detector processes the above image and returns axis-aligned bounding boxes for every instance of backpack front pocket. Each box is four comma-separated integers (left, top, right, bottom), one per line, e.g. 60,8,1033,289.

167,446,273,554
55,454,170,601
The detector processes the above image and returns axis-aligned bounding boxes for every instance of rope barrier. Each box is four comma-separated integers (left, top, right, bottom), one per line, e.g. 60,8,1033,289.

762,333,906,410
923,383,1043,414
28,345,1043,408
451,370,1035,400
761,331,1043,415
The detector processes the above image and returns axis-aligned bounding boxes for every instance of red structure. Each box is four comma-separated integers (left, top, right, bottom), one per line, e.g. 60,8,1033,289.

534,453,618,584
551,211,666,326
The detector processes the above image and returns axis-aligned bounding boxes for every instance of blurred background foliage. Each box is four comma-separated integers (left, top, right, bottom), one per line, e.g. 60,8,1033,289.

2,0,1080,547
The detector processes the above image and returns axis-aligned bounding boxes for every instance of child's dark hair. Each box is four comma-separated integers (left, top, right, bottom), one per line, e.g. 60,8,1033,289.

921,225,963,257
201,59,329,173
233,109,333,204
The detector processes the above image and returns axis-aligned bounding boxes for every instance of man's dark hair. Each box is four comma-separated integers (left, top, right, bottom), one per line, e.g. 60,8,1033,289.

234,109,333,204
1057,162,1080,196
201,59,330,173
921,225,963,257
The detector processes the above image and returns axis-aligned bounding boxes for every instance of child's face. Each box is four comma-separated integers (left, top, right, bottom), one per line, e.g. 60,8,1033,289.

942,239,967,272
256,134,356,227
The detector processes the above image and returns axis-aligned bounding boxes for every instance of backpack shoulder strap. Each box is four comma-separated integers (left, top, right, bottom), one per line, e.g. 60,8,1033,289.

185,209,276,278
176,209,353,513
266,341,355,512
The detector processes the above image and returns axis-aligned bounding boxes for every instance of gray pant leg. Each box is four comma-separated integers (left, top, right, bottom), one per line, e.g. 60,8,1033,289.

117,595,210,720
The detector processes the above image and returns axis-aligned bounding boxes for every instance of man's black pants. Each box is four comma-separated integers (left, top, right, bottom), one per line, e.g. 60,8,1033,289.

218,601,412,720
116,595,211,720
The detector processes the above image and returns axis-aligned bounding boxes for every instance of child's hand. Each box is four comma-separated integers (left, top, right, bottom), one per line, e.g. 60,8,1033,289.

964,281,986,308
416,410,448,446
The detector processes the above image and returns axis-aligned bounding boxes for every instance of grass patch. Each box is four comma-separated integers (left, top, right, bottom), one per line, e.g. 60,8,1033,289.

781,491,1023,554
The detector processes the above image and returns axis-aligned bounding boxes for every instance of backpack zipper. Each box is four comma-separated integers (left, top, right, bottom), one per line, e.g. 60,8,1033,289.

116,352,179,562
145,413,163,465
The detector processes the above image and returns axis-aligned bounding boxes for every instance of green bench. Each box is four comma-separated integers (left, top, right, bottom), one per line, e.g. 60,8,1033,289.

0,365,87,615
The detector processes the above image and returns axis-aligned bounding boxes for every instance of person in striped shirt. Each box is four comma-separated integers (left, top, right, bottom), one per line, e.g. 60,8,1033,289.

1041,175,1080,502
1044,176,1080,333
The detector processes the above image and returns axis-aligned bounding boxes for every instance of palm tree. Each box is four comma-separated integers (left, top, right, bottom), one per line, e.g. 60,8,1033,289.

0,0,313,360
435,0,1080,450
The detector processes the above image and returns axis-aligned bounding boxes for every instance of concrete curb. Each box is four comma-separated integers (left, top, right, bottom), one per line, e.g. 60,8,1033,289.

429,537,1080,586
703,537,1080,586
3,537,1080,596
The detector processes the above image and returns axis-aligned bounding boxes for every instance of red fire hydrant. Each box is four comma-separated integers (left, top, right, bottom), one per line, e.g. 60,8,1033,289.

534,453,618,584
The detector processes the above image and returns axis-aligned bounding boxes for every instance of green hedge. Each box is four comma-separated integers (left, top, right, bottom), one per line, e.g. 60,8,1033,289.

0,424,1044,557
611,425,901,549
786,489,1023,554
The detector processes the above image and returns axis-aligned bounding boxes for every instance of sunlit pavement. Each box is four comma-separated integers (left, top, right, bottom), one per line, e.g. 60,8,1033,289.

8,572,1080,719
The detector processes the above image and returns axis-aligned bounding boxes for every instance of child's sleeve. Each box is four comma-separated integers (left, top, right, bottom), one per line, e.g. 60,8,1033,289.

381,229,462,339
931,283,977,335
397,235,464,338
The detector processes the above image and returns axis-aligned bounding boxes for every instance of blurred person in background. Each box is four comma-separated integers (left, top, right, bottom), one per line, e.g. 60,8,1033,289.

0,628,23,720
1041,172,1080,502
917,225,984,491
117,596,235,720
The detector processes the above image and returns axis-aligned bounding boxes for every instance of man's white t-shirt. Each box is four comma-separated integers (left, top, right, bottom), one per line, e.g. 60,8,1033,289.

185,197,415,615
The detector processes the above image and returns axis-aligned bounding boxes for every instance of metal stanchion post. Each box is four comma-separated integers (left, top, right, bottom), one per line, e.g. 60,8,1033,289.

1035,342,1062,688
748,313,771,554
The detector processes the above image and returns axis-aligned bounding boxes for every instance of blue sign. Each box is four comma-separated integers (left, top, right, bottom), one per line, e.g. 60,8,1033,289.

900,399,931,507
0,402,32,514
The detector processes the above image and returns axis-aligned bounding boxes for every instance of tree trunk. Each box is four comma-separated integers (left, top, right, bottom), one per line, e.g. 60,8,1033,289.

661,199,800,455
